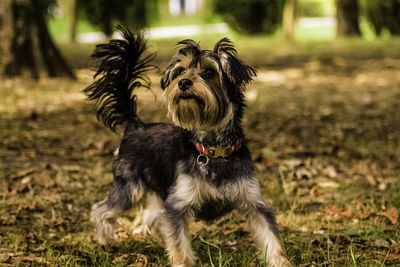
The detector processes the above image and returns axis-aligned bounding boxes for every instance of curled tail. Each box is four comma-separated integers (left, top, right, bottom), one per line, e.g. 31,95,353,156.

83,26,156,131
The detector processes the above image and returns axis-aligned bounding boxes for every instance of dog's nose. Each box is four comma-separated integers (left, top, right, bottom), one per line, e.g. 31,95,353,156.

178,79,193,91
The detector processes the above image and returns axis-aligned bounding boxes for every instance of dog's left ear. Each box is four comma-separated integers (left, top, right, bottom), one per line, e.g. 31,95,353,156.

214,38,256,87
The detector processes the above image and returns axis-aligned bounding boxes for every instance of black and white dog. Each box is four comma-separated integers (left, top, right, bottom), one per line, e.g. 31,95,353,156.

85,27,290,267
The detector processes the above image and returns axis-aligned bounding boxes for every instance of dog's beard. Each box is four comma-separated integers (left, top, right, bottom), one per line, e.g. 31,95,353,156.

165,78,228,131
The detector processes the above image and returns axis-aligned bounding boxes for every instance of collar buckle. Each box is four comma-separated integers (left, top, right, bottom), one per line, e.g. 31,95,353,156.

209,146,228,158
193,139,242,158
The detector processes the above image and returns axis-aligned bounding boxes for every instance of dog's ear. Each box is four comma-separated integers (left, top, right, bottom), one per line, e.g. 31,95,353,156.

177,39,200,55
214,38,256,87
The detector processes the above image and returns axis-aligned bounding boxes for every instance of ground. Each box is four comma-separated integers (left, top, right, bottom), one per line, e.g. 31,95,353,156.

1,38,400,266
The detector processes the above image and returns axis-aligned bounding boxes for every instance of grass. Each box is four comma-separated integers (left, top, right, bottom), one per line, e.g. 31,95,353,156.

350,246,358,267
199,236,223,267
48,15,101,43
1,34,400,266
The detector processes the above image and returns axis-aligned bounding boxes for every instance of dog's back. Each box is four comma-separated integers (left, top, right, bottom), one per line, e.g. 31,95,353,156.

116,122,191,199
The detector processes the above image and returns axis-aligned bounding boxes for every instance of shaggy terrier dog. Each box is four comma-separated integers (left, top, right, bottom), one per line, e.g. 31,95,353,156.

84,27,291,267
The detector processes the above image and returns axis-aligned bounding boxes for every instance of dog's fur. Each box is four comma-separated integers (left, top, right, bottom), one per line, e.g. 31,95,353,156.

84,26,291,266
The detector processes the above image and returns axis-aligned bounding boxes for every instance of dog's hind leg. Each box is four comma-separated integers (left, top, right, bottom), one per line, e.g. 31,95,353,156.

90,177,145,245
131,192,164,242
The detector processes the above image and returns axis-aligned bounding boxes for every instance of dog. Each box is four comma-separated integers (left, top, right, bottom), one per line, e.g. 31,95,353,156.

84,26,291,267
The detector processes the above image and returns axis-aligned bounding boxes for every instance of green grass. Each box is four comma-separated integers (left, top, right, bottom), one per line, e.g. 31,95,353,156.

295,25,335,41
48,15,100,43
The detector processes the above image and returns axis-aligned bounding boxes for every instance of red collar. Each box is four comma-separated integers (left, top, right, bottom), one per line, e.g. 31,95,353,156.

193,139,242,158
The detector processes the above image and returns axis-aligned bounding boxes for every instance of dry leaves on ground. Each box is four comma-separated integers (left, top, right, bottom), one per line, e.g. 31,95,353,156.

377,207,399,225
387,247,400,261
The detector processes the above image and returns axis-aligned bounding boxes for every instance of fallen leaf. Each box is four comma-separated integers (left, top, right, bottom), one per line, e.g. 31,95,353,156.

313,229,325,235
296,167,312,179
309,186,323,198
377,182,387,191
281,159,302,169
8,198,38,213
377,207,399,225
390,239,399,246
0,253,11,262
318,180,340,189
387,247,400,261
10,168,35,179
261,147,278,157
340,209,353,218
373,239,390,248
324,205,353,220
113,254,130,264
136,254,149,267
365,175,377,186
61,165,81,172
222,224,240,235
19,256,54,266
323,165,337,178
113,253,149,266
355,202,372,219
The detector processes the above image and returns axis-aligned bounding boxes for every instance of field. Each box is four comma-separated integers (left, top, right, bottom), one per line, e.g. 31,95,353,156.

1,36,400,266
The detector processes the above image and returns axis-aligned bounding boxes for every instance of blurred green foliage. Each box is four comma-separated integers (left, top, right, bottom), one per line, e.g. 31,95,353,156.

212,0,285,34
78,0,159,36
362,0,400,35
298,0,324,17
297,0,335,17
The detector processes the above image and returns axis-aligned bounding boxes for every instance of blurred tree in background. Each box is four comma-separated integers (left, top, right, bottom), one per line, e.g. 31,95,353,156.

78,0,159,37
68,0,77,43
362,0,400,35
0,0,74,79
336,0,361,37
283,0,298,41
212,0,285,34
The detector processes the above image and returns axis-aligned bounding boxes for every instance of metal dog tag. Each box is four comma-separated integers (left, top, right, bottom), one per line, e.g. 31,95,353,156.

197,154,209,174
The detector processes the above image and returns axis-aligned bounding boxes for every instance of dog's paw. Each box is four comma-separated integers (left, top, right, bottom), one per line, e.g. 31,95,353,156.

269,255,292,267
94,232,119,247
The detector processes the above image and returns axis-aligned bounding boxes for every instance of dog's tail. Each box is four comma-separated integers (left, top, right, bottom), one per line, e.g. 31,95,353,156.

83,26,156,131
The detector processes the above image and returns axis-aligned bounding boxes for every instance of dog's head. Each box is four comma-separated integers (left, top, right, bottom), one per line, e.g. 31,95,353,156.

161,38,256,132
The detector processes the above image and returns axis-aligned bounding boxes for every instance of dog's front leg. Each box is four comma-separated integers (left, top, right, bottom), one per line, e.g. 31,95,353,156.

160,202,195,267
246,203,291,266
237,179,291,266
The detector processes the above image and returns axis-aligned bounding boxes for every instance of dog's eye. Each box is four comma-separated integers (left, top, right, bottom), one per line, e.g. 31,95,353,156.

178,68,185,76
203,69,215,79
171,68,185,80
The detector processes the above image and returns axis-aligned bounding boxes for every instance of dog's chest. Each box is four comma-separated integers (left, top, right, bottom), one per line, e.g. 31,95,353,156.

171,170,250,220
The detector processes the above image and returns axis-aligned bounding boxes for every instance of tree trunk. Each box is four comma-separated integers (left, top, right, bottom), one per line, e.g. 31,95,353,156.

336,0,361,37
0,0,13,77
283,0,297,41
69,0,77,43
0,0,75,79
